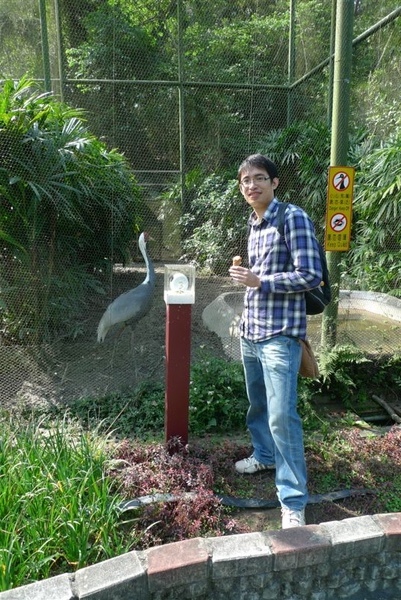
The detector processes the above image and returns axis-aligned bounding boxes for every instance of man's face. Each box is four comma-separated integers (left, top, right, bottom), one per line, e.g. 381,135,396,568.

239,166,278,215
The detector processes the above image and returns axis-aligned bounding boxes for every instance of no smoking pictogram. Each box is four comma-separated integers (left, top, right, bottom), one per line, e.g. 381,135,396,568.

330,213,347,232
333,172,350,191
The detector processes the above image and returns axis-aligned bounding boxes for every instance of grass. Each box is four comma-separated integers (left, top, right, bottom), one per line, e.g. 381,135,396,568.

0,416,132,590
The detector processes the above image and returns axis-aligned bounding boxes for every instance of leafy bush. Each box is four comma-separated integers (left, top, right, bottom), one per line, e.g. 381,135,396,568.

189,355,248,434
63,381,166,439
173,121,367,272
257,120,332,221
109,440,237,548
317,344,371,406
301,346,401,415
257,120,367,235
32,349,401,439
3,349,401,591
56,354,248,438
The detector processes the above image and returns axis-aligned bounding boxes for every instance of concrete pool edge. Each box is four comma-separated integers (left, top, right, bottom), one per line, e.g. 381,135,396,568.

202,290,401,360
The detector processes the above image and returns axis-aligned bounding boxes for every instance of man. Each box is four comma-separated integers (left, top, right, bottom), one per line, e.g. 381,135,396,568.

229,154,322,528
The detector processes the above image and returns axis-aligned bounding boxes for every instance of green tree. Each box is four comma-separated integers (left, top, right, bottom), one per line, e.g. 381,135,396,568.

257,120,332,227
63,0,295,172
64,1,177,170
0,0,44,79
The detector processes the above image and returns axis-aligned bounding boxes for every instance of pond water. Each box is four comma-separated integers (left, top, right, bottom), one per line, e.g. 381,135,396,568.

308,309,401,354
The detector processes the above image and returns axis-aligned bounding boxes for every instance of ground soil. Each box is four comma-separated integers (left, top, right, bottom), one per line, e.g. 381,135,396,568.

204,420,384,533
1,263,231,406
226,468,379,532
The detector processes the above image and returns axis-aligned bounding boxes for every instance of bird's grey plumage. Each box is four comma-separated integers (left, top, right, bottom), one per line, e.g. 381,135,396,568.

97,232,155,342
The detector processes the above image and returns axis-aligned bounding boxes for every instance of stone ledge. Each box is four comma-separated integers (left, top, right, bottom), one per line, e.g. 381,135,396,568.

208,531,272,579
1,513,401,600
373,513,401,551
0,574,74,600
265,525,332,570
74,551,147,599
147,537,209,593
319,514,385,561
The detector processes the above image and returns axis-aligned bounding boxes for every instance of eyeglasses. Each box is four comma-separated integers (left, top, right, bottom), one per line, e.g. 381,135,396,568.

240,175,271,187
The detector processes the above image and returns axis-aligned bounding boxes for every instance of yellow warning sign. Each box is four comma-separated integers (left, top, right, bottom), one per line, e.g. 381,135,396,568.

324,166,355,251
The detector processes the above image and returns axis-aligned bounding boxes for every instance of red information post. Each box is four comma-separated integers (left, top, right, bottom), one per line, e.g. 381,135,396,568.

164,265,196,449
165,304,192,446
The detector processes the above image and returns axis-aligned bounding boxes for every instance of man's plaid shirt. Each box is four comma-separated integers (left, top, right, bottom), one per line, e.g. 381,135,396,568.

240,198,323,342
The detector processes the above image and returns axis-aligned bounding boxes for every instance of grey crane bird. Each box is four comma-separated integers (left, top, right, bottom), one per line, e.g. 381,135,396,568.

97,232,155,343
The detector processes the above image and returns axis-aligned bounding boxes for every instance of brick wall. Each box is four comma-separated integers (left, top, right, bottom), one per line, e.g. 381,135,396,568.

1,513,401,600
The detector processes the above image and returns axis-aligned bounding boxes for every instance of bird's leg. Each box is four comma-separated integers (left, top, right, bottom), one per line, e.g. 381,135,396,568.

129,324,137,356
128,326,141,381
109,323,128,366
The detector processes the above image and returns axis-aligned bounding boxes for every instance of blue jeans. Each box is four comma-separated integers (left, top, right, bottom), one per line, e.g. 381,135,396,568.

240,335,307,511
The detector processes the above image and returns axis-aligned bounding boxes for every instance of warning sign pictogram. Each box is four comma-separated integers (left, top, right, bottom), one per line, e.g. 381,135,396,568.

330,213,347,232
325,166,355,252
333,172,350,191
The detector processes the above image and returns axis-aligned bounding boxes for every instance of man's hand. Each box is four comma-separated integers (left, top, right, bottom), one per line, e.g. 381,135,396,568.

229,266,261,288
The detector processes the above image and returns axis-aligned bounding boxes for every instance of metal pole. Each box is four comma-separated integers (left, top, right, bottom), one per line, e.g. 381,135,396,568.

177,0,186,210
286,0,296,126
38,0,51,92
321,0,354,349
54,0,65,102
327,0,337,126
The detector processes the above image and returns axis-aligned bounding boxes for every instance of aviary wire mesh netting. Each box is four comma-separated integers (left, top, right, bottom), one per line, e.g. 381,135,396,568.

0,0,400,406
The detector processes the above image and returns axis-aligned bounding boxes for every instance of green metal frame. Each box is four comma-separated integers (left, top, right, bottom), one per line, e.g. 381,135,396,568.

38,0,401,347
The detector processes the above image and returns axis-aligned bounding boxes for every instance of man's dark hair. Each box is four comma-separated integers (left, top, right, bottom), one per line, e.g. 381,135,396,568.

237,154,279,182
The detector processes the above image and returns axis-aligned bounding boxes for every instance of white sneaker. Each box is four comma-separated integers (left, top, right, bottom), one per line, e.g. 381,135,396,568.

235,455,275,474
281,507,306,529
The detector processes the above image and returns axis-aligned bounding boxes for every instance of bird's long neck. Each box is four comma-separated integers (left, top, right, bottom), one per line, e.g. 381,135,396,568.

142,241,155,287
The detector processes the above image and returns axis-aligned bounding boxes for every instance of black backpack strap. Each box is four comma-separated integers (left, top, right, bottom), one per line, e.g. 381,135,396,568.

276,202,288,237
275,203,295,280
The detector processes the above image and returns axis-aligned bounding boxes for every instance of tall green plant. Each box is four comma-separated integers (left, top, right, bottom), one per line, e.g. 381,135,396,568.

346,127,401,295
0,77,142,342
257,121,366,233
175,121,364,272
0,417,130,590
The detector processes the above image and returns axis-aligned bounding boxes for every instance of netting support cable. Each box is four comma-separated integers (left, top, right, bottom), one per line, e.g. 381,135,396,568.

62,78,287,90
